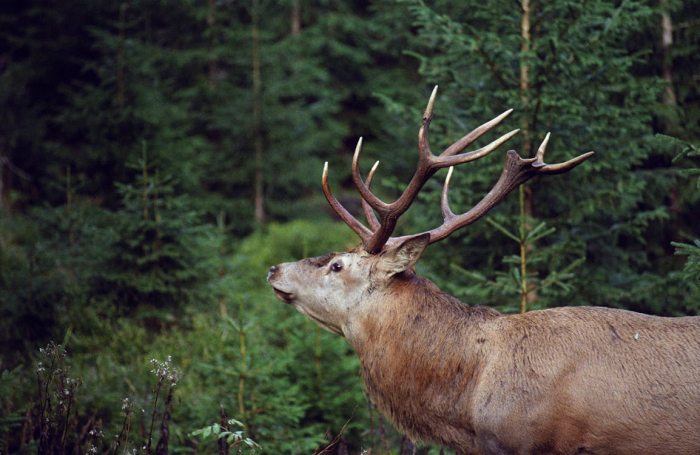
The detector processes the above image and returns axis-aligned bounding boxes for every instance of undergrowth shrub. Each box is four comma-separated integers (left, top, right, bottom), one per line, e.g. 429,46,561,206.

1,220,446,454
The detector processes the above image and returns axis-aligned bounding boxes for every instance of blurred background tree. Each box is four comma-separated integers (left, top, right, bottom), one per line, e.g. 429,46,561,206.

0,0,698,453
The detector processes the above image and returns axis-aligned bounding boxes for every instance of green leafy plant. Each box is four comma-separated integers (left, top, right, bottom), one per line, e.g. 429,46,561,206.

191,418,260,454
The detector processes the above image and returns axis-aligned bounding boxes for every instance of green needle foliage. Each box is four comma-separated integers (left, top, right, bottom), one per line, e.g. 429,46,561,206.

454,217,585,314
98,149,211,318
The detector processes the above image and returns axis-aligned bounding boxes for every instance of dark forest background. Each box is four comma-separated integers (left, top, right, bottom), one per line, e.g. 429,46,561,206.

1,0,699,453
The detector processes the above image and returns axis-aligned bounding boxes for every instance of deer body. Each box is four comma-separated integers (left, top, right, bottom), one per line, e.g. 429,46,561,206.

360,275,700,454
269,244,700,454
267,88,700,453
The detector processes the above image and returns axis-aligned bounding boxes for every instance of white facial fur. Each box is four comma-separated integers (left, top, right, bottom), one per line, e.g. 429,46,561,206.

268,250,375,336
267,235,429,337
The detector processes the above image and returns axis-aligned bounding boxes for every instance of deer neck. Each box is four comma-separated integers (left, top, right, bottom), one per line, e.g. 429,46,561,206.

346,273,501,444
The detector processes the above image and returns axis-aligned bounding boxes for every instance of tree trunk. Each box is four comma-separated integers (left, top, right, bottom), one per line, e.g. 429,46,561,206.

519,0,532,158
519,0,533,220
659,0,679,134
519,0,538,309
290,0,301,35
660,0,676,106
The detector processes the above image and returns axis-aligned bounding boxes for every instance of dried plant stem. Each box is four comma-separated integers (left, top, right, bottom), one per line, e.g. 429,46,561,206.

238,317,247,420
145,380,162,455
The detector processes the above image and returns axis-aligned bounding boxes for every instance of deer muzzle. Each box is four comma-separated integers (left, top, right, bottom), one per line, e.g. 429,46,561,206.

267,265,295,304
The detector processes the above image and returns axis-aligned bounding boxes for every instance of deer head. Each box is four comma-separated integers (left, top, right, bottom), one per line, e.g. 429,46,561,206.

268,86,593,338
268,234,430,337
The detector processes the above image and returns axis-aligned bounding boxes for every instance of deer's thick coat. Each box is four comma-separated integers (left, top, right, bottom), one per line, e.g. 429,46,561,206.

268,236,700,455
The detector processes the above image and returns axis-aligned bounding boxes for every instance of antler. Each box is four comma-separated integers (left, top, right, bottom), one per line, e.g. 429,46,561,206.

391,133,594,247
322,86,594,253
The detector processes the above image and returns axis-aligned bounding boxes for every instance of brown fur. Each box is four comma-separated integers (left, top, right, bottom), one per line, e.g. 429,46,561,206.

355,273,700,454
268,242,700,455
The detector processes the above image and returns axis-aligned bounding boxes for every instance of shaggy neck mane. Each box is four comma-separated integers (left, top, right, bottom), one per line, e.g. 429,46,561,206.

350,272,500,447
353,272,500,351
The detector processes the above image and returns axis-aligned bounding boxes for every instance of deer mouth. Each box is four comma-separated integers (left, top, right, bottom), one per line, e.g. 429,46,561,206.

272,287,295,304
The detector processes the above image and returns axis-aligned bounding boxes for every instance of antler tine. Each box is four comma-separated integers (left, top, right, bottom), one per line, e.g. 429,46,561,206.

418,85,439,160
352,137,390,214
419,89,516,163
441,109,516,157
535,132,552,165
362,161,381,232
389,136,595,247
441,167,457,221
534,133,595,173
322,162,373,242
439,128,520,168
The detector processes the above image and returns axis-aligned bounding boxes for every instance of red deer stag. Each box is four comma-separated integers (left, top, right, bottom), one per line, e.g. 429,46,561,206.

267,87,700,455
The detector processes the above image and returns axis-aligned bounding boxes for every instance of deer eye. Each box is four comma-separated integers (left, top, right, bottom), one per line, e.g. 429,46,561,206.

330,262,343,273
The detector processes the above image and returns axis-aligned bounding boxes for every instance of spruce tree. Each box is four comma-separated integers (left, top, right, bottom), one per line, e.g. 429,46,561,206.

391,0,699,313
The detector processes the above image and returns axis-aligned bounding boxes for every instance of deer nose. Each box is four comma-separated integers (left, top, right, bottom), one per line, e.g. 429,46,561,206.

267,265,279,281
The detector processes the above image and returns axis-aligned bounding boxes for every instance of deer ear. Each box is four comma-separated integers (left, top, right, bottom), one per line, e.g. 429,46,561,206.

377,233,430,278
